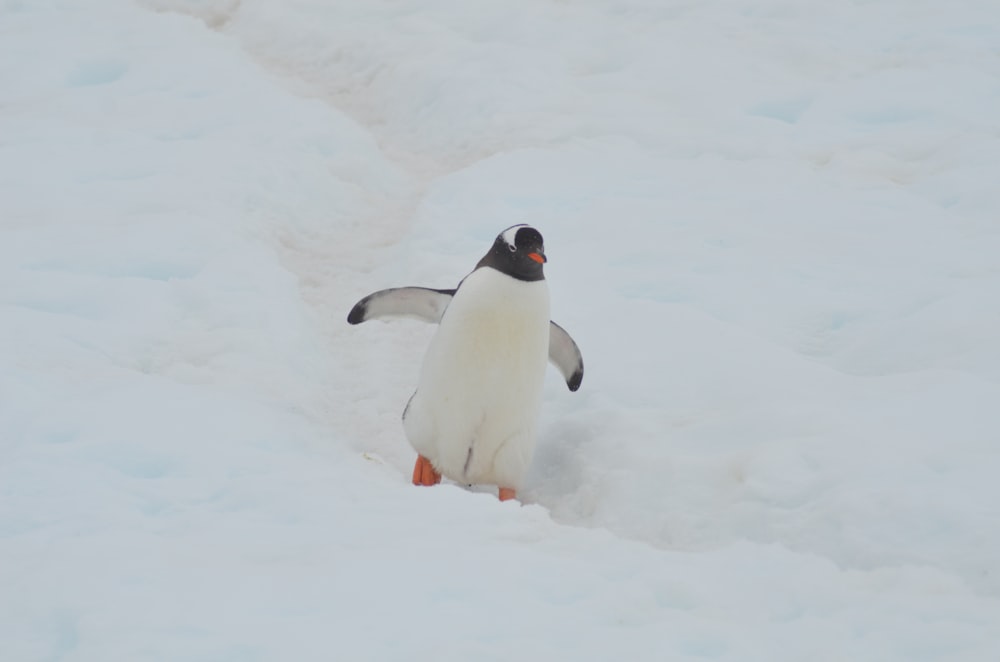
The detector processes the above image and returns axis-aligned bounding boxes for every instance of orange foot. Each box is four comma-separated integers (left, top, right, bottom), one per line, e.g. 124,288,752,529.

412,455,442,486
498,487,517,502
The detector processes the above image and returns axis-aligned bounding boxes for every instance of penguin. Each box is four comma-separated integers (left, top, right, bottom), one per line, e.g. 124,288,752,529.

348,224,583,502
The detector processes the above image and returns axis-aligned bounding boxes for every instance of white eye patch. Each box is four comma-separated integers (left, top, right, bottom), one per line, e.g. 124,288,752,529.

501,224,530,250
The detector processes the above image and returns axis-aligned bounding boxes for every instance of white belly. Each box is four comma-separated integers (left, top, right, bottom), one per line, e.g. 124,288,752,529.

403,268,550,489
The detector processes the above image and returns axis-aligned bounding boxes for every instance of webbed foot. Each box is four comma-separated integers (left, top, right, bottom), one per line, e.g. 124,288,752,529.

412,455,442,486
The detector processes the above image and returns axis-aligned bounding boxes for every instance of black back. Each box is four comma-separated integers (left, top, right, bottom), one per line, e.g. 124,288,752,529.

475,225,547,282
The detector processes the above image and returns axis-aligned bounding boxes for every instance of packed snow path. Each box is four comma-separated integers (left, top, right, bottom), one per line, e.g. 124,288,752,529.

2,1,999,659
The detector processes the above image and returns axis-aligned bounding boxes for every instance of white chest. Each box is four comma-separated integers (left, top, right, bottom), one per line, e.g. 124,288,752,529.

420,268,549,405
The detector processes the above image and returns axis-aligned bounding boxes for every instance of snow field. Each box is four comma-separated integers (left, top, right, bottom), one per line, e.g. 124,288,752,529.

2,0,999,659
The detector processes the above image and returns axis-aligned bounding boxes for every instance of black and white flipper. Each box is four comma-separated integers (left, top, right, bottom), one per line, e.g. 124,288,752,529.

548,321,584,392
347,287,455,325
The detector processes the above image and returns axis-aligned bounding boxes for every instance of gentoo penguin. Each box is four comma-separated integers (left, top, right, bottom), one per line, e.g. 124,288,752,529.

348,224,583,502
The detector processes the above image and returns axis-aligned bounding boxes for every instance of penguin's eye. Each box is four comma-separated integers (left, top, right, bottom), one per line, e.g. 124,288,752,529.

508,243,517,252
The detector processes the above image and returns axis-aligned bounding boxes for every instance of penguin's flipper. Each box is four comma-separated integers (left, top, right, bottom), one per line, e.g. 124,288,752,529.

549,321,584,392
347,287,456,325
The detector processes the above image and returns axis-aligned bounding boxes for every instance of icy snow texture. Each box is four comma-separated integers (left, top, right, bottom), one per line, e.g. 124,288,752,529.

2,0,999,660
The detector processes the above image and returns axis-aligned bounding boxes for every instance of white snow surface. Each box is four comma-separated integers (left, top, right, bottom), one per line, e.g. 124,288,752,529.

3,0,1000,659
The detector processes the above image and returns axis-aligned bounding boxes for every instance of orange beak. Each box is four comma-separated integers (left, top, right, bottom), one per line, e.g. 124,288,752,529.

528,252,546,264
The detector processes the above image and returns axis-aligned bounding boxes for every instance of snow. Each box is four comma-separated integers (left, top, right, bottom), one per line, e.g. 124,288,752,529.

2,0,999,659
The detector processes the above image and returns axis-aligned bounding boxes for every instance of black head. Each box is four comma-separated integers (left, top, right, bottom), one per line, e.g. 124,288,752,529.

475,224,547,282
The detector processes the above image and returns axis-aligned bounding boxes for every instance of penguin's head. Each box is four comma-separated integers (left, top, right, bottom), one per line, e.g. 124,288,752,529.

477,224,547,282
